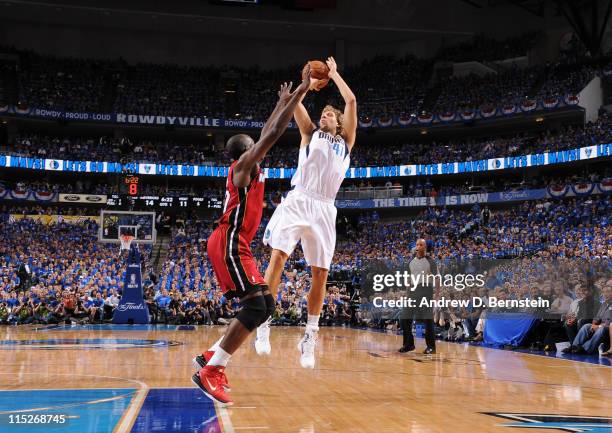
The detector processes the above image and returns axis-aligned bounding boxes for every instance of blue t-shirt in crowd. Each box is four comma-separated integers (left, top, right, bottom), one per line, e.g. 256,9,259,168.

157,296,171,308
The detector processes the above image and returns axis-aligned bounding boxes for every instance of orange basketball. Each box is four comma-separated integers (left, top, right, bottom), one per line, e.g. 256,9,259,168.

302,60,329,91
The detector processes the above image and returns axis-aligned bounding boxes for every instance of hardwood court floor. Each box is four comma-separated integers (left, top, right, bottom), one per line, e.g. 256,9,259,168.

0,324,610,433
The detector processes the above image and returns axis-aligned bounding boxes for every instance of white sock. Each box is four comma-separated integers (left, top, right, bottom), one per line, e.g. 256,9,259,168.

207,346,231,367
307,314,320,327
306,314,320,333
209,336,223,352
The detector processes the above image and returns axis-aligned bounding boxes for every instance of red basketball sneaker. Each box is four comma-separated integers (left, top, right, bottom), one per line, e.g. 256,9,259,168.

192,351,231,391
192,365,233,406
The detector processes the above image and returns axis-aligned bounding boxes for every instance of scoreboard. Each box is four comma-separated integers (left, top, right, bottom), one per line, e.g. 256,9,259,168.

106,194,223,209
112,174,223,209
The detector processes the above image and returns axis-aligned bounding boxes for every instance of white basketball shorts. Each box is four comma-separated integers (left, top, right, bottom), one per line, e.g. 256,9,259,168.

263,187,337,270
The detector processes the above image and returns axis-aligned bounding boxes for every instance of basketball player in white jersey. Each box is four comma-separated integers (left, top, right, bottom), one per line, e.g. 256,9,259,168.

256,57,357,368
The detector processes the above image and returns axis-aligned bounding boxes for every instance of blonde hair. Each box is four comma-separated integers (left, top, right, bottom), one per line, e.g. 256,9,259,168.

322,105,343,136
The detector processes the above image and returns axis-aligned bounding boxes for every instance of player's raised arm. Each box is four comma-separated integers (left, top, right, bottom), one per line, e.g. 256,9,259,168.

233,68,311,187
326,57,357,149
294,94,316,147
294,64,321,146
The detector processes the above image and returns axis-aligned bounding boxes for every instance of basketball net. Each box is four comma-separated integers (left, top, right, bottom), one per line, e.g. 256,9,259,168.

120,234,135,251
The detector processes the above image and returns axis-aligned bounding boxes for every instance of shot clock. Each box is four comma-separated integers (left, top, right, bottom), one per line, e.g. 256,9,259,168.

123,175,140,196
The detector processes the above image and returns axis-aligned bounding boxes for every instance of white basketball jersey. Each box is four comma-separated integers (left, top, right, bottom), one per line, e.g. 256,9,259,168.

290,129,351,201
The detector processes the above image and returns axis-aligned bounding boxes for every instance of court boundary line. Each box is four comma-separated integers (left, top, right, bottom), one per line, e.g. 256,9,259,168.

216,401,236,433
0,387,135,392
0,393,135,415
112,386,149,433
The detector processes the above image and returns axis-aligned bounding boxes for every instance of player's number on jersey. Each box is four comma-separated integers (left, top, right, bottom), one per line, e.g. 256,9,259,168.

222,190,230,213
332,142,343,157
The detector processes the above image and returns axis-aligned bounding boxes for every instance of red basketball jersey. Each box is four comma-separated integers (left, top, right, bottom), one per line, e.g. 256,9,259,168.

218,161,265,243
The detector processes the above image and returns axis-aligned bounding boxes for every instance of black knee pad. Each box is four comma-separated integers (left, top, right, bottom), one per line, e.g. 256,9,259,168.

237,295,267,331
263,293,275,322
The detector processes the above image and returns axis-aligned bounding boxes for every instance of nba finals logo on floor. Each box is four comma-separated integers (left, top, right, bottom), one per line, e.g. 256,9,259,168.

484,413,612,432
0,339,182,350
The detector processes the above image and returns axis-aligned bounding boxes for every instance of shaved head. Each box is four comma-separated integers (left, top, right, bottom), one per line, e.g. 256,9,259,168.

226,134,254,160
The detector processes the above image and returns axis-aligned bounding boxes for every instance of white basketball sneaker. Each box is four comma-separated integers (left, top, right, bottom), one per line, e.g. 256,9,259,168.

254,322,271,355
297,330,317,369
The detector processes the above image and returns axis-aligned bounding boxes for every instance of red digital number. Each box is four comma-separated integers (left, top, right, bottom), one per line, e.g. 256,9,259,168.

124,175,139,196
129,183,138,195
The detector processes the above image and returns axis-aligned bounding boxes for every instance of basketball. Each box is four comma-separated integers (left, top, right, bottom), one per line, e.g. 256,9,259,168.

302,60,330,90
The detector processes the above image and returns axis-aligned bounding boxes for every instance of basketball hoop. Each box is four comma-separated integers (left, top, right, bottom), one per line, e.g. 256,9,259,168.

120,234,135,251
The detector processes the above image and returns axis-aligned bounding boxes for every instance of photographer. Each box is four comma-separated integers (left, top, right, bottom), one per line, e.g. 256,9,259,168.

30,298,48,324
13,298,33,324
336,302,352,326
72,295,90,323
45,298,65,324
0,300,9,324
168,292,186,324
183,295,199,325
199,298,214,325
62,289,78,322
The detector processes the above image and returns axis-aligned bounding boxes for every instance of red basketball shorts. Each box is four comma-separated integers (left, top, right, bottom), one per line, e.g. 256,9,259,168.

206,224,266,296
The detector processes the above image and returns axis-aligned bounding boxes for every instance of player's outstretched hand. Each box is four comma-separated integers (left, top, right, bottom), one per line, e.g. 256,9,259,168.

278,81,294,103
299,63,312,93
326,56,338,78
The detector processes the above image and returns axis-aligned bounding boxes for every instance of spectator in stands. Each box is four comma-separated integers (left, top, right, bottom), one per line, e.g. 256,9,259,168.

5,115,611,172
548,284,573,314
0,192,609,332
564,282,612,354
104,288,120,320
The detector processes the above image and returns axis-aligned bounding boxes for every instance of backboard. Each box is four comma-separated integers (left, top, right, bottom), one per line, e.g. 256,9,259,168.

99,210,156,244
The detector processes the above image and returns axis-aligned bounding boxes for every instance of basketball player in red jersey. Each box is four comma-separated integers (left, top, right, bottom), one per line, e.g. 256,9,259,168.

191,68,311,406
